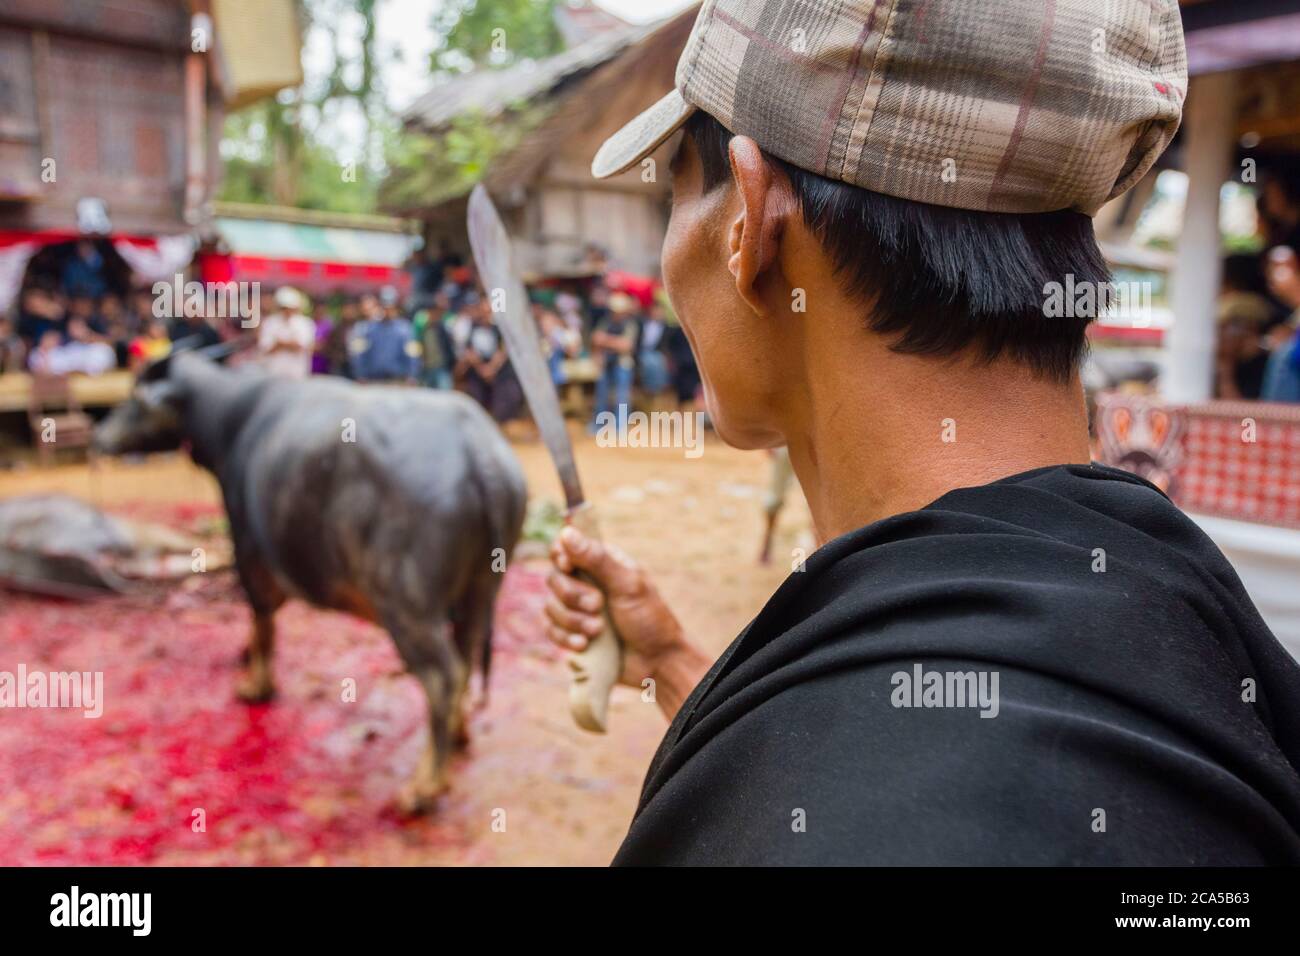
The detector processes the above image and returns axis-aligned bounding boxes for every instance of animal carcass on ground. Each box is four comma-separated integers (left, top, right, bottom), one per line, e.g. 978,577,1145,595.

93,348,527,812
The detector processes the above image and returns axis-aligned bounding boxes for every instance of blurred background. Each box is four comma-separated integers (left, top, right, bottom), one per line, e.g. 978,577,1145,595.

0,0,1298,865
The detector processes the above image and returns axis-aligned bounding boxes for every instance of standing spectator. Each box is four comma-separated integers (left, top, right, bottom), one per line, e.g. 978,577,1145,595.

590,292,639,429
457,296,522,421
349,290,419,383
310,302,334,375
380,285,402,320
324,298,360,377
449,290,477,360
637,301,670,396
347,293,381,374
61,240,109,300
1214,254,1284,400
406,246,446,310
258,287,315,379
584,282,611,340
1262,247,1300,403
413,290,456,389
664,313,700,411
538,304,580,387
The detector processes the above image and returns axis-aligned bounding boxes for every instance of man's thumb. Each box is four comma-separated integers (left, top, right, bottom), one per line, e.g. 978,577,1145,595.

559,526,635,591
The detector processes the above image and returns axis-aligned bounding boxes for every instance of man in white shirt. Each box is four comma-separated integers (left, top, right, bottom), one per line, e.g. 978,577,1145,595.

29,318,116,376
258,287,315,379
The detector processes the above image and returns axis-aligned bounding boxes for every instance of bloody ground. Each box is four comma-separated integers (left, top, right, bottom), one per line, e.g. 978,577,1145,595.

0,432,811,865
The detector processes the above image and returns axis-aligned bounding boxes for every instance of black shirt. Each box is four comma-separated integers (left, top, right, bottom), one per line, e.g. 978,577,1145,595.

614,464,1300,865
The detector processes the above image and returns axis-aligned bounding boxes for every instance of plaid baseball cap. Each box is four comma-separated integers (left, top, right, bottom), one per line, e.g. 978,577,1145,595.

592,0,1187,216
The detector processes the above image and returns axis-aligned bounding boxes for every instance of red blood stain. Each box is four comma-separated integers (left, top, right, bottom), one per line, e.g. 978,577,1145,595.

0,509,550,866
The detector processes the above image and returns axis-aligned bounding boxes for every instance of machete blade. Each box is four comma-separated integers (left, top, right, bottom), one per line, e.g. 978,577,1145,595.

467,185,585,510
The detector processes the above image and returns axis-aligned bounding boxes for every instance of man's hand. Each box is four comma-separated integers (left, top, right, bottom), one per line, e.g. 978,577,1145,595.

546,526,711,721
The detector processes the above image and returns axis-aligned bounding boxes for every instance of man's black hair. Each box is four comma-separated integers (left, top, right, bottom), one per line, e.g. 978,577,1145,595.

684,110,1111,382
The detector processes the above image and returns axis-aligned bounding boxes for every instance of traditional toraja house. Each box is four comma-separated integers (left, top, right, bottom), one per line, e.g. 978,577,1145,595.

391,4,701,280
0,0,301,312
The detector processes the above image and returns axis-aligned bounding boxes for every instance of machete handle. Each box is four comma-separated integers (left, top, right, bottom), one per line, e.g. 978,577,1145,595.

565,503,624,733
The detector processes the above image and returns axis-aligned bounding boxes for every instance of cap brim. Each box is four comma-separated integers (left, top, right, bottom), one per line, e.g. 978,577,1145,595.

591,88,695,180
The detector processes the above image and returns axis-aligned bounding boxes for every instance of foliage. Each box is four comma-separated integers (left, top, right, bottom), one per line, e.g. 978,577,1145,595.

522,498,566,545
218,96,384,213
380,103,551,211
431,0,564,74
217,0,567,214
217,0,387,212
382,0,567,209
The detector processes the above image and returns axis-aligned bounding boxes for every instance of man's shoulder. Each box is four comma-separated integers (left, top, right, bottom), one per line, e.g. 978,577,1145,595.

623,653,1300,865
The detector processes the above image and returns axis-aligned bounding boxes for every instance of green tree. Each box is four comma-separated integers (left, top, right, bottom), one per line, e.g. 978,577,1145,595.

382,0,565,209
381,104,548,211
217,0,570,213
217,0,385,212
431,0,563,74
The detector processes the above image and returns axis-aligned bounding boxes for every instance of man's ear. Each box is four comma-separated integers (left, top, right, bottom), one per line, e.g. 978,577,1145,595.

726,136,794,315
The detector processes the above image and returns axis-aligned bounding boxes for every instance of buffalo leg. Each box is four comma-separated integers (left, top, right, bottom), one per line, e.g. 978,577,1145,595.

234,557,285,703
235,611,277,703
393,617,465,815
455,569,501,715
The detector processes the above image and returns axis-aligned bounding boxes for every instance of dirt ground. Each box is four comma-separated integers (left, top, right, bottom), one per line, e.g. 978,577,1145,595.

0,430,812,865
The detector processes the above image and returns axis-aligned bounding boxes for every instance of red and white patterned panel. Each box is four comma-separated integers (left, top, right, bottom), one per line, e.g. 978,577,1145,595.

1177,402,1300,530
1095,394,1300,530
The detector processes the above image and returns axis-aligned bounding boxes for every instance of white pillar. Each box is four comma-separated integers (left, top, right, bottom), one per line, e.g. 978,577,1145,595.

1164,71,1238,403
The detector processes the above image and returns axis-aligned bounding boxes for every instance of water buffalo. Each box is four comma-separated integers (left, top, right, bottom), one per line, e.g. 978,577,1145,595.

93,347,527,812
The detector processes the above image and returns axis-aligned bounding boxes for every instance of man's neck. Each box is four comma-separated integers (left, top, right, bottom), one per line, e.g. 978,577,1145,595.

784,343,1092,545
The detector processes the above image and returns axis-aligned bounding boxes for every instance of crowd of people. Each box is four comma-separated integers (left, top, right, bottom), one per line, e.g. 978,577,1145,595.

2,241,177,377
257,275,702,427
0,239,703,428
12,183,1298,424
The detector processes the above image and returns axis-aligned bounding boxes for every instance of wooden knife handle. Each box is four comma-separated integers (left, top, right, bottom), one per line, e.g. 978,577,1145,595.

565,503,623,733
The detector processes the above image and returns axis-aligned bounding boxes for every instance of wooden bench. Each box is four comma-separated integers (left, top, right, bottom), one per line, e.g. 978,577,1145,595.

0,371,134,414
